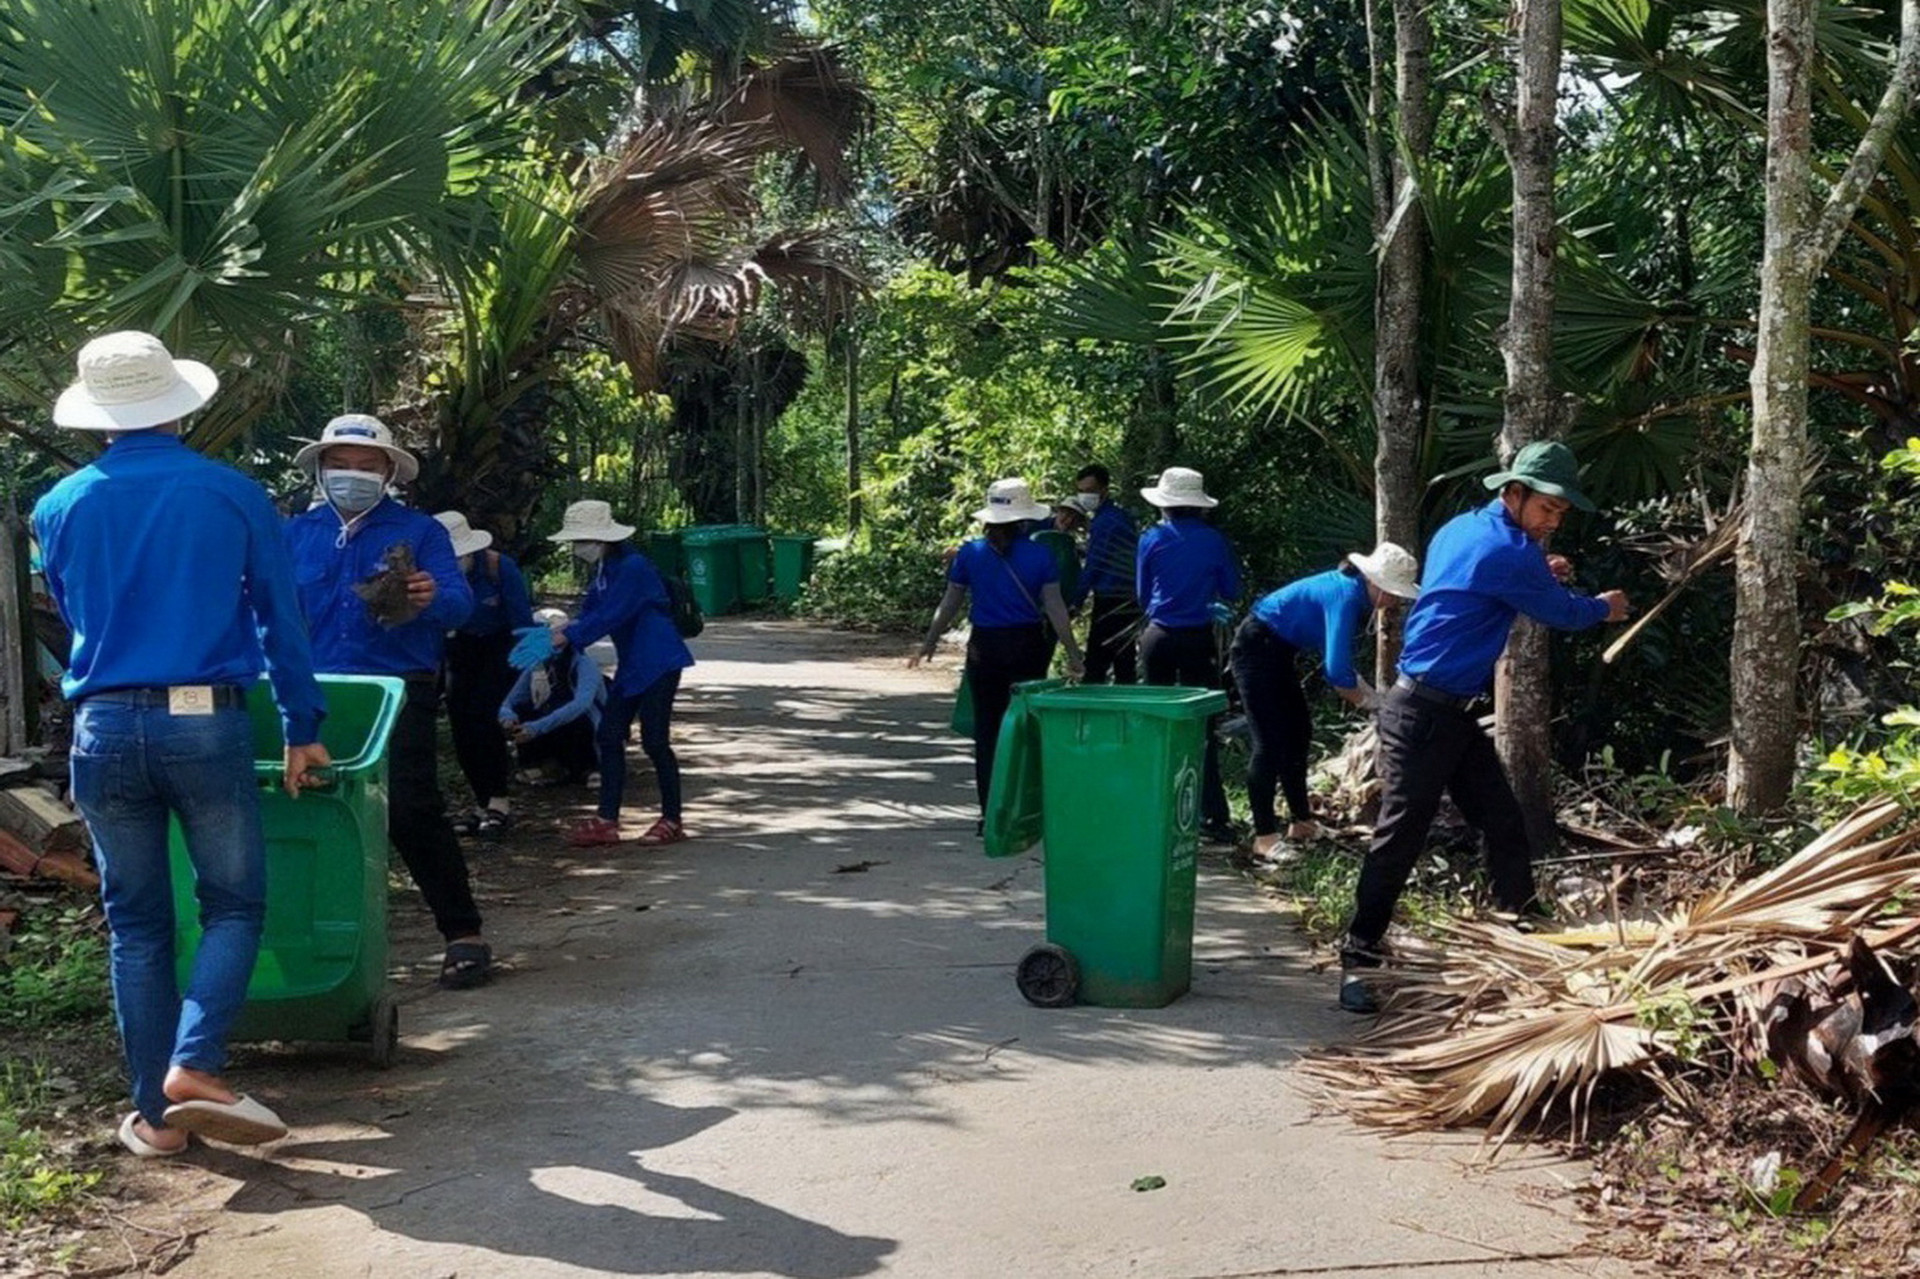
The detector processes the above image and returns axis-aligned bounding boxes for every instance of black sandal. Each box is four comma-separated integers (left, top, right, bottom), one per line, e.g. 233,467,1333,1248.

439,941,492,990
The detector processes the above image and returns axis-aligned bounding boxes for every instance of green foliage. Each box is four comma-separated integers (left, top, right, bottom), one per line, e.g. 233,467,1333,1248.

801,535,948,633
0,1061,99,1231
0,906,111,1032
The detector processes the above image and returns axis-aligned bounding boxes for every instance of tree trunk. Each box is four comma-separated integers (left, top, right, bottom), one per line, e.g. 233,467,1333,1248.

1730,0,1920,811
0,512,26,755
846,330,863,533
1493,0,1566,857
1370,0,1434,685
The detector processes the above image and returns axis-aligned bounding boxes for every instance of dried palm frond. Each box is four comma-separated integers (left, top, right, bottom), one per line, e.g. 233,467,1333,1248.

1304,800,1920,1150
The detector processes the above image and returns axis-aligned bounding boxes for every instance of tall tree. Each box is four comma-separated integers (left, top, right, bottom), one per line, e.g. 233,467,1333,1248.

1729,0,1920,811
1493,0,1569,854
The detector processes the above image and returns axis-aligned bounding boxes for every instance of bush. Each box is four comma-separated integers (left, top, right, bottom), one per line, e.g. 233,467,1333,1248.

802,536,948,633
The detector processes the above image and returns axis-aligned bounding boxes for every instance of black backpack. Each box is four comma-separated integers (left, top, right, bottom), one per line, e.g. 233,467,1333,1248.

664,572,704,638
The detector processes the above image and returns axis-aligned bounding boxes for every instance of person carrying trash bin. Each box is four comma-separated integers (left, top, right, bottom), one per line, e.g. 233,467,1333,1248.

285,415,493,992
1135,466,1241,846
1337,441,1630,1014
433,511,533,837
34,331,332,1156
500,607,605,788
911,479,1085,831
1231,544,1420,862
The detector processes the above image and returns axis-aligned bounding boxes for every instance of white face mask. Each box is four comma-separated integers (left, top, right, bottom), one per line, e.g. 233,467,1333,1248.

320,468,387,514
458,553,474,573
1078,491,1102,511
572,542,605,564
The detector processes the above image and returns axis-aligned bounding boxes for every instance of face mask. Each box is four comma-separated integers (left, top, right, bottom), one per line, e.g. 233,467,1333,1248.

572,542,605,564
1078,492,1102,511
320,468,387,514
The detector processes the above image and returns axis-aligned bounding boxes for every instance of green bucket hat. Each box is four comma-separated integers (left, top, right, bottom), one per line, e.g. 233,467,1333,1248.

1483,440,1594,512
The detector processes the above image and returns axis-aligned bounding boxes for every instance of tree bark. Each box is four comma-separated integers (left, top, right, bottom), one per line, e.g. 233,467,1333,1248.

1494,0,1565,857
0,512,25,755
845,329,863,533
1730,0,1920,812
1370,0,1435,685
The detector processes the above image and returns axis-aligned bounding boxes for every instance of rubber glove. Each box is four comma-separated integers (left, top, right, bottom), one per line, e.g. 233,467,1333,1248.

509,625,558,671
1207,600,1235,627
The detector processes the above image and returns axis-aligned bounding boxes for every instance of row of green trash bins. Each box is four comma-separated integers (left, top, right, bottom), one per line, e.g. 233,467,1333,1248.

642,525,819,617
982,680,1227,1011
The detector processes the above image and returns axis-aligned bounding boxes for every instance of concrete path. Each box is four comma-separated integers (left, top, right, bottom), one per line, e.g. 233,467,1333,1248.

134,619,1627,1279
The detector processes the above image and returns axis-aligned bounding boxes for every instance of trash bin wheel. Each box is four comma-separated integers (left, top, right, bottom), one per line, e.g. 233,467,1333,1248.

1016,943,1079,1008
368,995,399,1069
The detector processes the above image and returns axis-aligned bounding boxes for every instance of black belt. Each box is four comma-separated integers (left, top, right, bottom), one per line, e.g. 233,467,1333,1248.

1393,676,1479,711
82,684,247,710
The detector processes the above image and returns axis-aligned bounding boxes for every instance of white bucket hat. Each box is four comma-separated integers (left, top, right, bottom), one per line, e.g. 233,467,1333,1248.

434,511,494,559
548,499,636,543
53,331,220,432
534,606,570,626
973,478,1051,524
1347,542,1420,599
293,413,420,483
1140,466,1218,509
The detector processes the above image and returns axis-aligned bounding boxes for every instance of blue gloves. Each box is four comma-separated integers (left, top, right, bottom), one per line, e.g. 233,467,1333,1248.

509,625,558,670
1208,601,1236,627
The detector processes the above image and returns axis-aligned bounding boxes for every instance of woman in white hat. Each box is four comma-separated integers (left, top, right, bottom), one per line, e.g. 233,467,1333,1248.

544,500,694,848
434,511,534,837
911,478,1084,828
1135,466,1242,843
1230,543,1420,859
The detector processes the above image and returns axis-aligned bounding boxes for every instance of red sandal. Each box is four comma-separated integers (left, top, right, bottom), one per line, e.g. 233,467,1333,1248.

565,817,623,847
636,818,687,846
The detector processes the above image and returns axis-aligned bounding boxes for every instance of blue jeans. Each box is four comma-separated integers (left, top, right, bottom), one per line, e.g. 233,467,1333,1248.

70,700,265,1126
597,670,682,822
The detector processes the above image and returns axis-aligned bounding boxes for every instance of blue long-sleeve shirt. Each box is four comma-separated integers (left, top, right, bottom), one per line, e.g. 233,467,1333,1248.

1076,502,1137,605
562,544,694,697
33,432,326,745
459,551,534,638
1250,568,1372,690
1137,516,1241,628
1399,499,1611,697
286,498,473,676
500,649,605,738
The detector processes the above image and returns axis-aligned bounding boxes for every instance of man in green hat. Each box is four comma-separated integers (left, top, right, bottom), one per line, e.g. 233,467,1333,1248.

1338,440,1629,1013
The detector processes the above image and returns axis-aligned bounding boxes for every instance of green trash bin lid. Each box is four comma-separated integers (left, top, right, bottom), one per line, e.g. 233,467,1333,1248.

1028,685,1227,718
983,677,1068,857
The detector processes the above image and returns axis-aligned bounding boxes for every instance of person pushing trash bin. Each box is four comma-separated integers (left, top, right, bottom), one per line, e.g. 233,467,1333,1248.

34,331,331,1156
434,511,533,838
285,415,494,992
1338,441,1630,1014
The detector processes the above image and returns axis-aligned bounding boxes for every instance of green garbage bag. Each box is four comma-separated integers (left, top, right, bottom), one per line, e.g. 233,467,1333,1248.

950,667,974,737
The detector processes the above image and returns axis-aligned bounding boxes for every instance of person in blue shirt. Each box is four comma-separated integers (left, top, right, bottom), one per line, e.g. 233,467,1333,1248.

35,331,331,1157
1072,464,1140,684
500,608,605,787
286,415,492,992
544,500,695,848
912,478,1084,827
1136,466,1241,843
1338,442,1630,1014
434,511,533,837
1232,543,1421,860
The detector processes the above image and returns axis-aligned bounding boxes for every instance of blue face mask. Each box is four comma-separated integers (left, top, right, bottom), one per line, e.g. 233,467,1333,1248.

321,468,387,514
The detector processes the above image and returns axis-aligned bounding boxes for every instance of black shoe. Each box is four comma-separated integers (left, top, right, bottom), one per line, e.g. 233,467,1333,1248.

451,810,483,837
1199,821,1238,847
1338,934,1389,970
1338,974,1379,1014
477,809,514,836
974,818,985,837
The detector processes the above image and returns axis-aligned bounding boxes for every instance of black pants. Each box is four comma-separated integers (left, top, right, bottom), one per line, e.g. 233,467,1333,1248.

1139,622,1231,829
1084,594,1140,685
390,677,483,941
966,624,1053,811
599,669,683,822
517,716,598,782
1343,685,1534,956
444,630,517,807
1229,619,1313,833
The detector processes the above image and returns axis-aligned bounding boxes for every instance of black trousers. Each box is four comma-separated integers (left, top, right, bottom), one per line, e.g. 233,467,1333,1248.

1139,622,1231,829
444,630,517,807
390,677,483,941
517,716,598,781
598,669,683,822
966,624,1053,811
1344,684,1535,955
1229,619,1314,833
1084,594,1140,685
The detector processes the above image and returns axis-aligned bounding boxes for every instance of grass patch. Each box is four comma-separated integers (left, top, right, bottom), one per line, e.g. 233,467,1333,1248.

0,1059,102,1231
1,903,111,1031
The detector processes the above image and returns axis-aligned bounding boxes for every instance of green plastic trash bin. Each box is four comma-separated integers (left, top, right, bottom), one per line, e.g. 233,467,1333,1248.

732,525,772,604
168,674,407,1065
769,534,817,603
983,678,1066,856
643,530,686,580
682,525,743,617
1019,684,1227,1008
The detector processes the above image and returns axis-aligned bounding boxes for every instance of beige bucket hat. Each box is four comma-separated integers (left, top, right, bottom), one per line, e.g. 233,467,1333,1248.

293,414,420,483
973,478,1051,524
1140,466,1218,509
1347,542,1420,599
434,511,494,559
548,499,636,543
54,331,220,431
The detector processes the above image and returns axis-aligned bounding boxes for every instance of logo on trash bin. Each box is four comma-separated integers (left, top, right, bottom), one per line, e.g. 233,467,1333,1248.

1174,759,1199,833
690,560,708,584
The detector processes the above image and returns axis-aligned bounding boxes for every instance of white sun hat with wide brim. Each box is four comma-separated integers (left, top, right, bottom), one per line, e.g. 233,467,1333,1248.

547,499,636,543
53,331,220,432
434,511,494,559
973,478,1051,524
1347,542,1421,599
1140,466,1218,509
292,414,420,483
